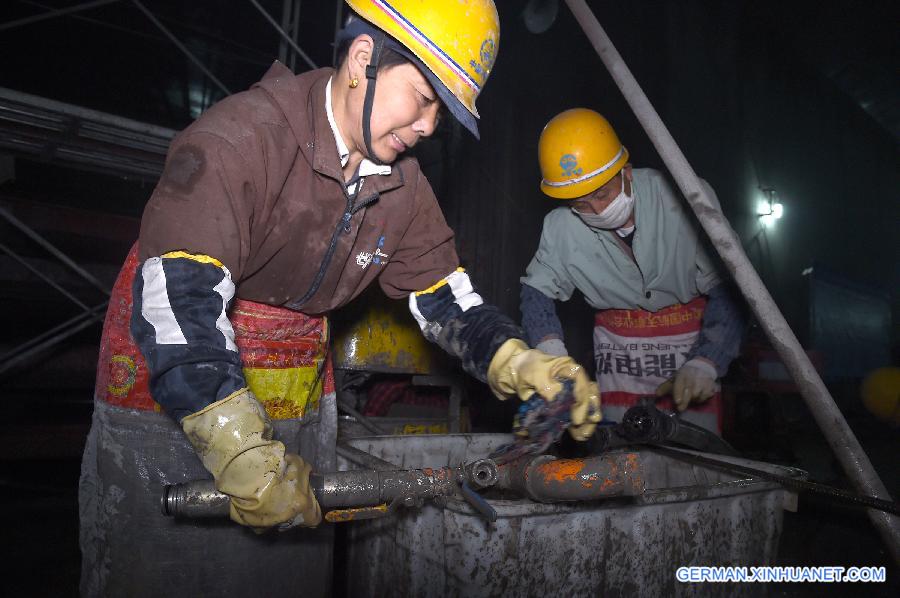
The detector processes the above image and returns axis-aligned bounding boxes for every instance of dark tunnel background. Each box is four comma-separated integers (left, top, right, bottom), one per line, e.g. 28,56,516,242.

0,1,897,595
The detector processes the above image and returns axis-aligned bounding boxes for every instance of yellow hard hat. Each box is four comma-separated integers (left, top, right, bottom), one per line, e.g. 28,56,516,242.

345,0,499,139
860,366,900,426
538,108,629,199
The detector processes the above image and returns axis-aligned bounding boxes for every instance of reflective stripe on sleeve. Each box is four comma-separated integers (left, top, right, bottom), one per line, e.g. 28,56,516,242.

140,257,187,345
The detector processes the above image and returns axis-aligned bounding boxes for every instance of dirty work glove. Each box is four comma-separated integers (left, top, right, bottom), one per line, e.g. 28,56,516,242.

655,358,718,412
487,338,602,440
181,388,322,530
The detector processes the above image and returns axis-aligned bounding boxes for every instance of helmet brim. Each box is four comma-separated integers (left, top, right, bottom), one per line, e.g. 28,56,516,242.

337,19,480,139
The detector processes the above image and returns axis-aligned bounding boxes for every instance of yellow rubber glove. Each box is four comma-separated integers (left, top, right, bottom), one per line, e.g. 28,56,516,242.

655,358,718,412
487,339,602,440
181,388,322,529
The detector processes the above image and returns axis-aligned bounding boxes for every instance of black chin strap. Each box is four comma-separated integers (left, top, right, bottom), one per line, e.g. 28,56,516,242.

361,32,386,165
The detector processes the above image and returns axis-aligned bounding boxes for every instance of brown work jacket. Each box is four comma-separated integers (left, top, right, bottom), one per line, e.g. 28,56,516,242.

138,63,459,314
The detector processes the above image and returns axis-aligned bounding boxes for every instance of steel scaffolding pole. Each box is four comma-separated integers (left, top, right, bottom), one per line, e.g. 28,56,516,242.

0,301,108,377
0,204,111,296
130,0,231,97
278,0,302,71
0,243,91,311
563,0,900,564
247,0,317,71
0,0,122,32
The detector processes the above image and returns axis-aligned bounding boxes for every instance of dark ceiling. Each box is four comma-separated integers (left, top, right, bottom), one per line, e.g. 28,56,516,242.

2,1,897,136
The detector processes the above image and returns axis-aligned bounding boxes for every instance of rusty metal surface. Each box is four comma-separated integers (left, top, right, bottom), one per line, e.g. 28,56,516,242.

338,434,801,598
325,504,389,523
497,452,644,502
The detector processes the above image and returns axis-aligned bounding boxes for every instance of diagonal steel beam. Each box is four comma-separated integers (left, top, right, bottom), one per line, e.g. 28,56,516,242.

0,204,111,296
564,0,900,565
0,0,122,32
0,300,108,378
0,242,91,311
247,0,317,71
130,0,231,97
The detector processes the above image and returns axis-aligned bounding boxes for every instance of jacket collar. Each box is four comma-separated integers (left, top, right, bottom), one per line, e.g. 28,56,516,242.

253,62,406,194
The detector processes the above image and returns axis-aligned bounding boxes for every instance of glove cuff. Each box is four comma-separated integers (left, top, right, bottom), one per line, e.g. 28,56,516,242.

181,388,274,477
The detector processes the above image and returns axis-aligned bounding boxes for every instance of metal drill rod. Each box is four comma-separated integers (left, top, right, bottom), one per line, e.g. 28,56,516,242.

162,461,499,519
162,451,643,521
651,446,900,516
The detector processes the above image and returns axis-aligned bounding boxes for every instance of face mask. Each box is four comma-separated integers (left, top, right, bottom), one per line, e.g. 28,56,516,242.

572,173,634,230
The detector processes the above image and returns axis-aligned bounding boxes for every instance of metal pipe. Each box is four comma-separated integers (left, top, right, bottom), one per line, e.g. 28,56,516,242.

130,0,231,97
288,0,302,71
563,0,900,563
335,442,397,470
163,452,643,520
0,0,122,32
0,243,91,310
163,464,474,519
0,86,177,141
247,0,317,71
0,205,111,296
0,300,107,358
278,0,291,65
332,0,344,67
336,397,384,435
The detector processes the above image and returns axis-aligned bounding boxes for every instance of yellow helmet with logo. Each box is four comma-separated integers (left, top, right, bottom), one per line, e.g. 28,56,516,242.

345,0,499,139
538,108,629,199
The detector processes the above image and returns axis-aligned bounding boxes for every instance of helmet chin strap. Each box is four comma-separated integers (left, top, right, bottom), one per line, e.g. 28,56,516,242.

361,32,387,165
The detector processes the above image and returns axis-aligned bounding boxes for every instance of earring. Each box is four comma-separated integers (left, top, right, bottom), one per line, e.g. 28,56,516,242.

349,77,359,88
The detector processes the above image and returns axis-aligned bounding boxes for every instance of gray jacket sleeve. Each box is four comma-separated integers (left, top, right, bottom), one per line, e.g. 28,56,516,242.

685,281,746,377
520,283,564,346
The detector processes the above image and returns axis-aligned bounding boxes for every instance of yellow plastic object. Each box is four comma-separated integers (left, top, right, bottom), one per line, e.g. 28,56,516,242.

244,366,324,420
331,287,450,374
538,108,629,199
346,0,499,120
860,366,900,426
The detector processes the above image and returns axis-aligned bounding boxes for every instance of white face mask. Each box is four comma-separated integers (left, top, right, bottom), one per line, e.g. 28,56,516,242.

572,173,634,230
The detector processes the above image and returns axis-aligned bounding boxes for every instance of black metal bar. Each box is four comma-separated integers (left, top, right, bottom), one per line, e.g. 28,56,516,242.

0,0,122,32
130,0,231,97
247,0,317,71
0,242,91,310
649,446,900,516
0,301,108,377
0,205,111,296
336,397,384,435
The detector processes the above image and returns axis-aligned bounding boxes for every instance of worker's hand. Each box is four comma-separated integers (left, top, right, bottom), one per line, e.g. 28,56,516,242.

488,339,602,440
181,389,322,530
655,358,718,411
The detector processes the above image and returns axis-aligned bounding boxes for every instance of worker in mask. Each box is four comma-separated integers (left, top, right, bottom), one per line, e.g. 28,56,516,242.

80,3,600,596
520,108,745,434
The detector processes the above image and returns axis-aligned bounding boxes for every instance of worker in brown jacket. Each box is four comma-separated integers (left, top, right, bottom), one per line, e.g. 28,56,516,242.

80,1,600,595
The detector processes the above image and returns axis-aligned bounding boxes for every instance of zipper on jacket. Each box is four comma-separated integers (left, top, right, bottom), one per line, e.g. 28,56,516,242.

286,171,380,310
